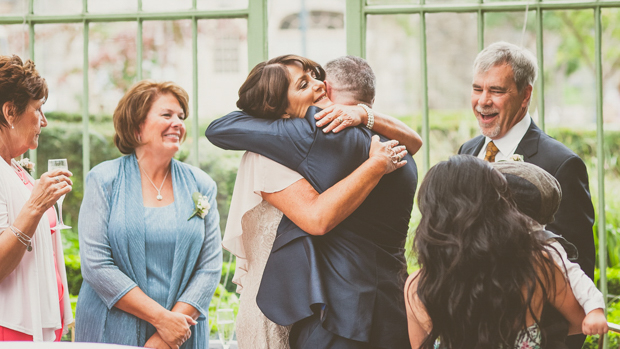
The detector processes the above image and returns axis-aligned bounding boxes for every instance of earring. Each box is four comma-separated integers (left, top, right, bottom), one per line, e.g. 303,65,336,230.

138,135,142,143
10,124,14,129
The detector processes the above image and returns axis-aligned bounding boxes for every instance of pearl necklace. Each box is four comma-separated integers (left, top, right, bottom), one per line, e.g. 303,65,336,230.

138,160,170,201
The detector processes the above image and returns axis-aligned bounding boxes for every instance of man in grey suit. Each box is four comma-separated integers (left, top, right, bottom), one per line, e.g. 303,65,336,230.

458,42,595,349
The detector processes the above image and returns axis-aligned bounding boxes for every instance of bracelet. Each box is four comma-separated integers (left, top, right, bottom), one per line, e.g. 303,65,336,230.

10,225,31,244
9,225,32,252
358,103,374,130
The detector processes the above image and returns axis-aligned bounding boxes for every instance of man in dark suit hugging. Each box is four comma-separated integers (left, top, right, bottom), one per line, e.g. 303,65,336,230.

207,55,420,348
458,41,595,349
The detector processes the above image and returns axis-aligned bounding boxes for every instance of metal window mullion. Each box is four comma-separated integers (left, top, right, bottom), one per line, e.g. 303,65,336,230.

247,0,267,70
477,9,484,51
536,3,545,131
137,0,143,81
137,19,143,80
81,0,90,184
345,0,364,58
594,4,608,349
82,20,90,182
28,0,36,176
360,2,367,59
0,10,250,25
420,8,429,173
364,1,620,14
192,16,199,166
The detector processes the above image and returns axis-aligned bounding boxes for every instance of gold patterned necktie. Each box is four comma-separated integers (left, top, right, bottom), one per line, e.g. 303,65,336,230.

484,141,499,162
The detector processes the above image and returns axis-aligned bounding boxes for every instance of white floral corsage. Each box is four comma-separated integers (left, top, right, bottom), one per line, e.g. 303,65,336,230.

16,158,35,175
498,154,524,162
188,192,211,220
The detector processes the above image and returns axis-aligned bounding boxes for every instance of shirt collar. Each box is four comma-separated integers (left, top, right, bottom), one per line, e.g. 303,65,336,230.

479,113,531,161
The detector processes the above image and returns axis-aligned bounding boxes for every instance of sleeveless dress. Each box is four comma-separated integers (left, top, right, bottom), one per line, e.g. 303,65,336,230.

143,205,177,342
0,164,65,342
222,152,303,349
514,324,542,349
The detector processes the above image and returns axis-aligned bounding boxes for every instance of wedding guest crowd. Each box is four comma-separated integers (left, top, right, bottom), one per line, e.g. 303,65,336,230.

0,40,607,349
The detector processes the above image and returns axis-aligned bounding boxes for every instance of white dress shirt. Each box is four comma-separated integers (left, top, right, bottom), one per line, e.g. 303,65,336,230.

477,113,531,161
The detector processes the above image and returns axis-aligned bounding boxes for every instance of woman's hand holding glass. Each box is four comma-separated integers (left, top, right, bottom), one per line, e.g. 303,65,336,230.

153,310,197,349
369,135,408,174
26,169,73,216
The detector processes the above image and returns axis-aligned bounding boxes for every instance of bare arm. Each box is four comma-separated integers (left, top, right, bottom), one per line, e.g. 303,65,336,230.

0,169,72,282
404,271,432,348
114,288,196,349
262,135,407,236
548,261,586,335
315,104,423,155
144,302,201,349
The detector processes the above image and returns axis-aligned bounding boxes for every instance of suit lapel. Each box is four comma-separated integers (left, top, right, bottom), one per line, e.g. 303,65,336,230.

461,135,485,156
515,121,541,162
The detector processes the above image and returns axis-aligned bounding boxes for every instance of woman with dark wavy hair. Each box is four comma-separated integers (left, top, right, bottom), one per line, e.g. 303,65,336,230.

405,155,585,349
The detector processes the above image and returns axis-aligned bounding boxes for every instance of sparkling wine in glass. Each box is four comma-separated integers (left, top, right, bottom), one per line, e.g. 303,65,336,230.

48,159,71,230
216,309,235,349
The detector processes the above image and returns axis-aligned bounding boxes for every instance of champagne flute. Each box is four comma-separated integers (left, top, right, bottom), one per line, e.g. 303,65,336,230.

48,159,71,230
216,309,235,349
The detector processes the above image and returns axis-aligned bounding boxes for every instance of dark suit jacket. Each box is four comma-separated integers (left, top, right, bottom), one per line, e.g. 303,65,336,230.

206,106,417,348
458,121,595,279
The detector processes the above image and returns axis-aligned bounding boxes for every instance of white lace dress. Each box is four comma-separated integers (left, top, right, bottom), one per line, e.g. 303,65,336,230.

222,152,303,349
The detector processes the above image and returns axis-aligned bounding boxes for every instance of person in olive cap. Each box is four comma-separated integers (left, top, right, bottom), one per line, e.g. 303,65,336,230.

491,161,607,342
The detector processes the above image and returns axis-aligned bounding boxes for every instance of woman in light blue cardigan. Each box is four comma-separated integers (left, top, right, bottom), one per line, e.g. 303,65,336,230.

76,81,222,349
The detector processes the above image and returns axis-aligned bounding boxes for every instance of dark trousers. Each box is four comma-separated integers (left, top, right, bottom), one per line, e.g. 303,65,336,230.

290,313,383,349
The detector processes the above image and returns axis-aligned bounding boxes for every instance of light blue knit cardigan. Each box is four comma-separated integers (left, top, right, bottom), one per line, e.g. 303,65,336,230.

75,154,222,348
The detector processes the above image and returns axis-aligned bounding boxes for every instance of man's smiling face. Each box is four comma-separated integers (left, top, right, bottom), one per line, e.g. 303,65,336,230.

471,63,532,140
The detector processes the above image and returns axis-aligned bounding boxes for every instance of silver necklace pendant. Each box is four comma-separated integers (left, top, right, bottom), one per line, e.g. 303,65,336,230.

157,194,163,201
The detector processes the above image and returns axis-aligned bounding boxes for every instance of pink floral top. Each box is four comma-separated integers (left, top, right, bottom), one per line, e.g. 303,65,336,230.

432,324,541,349
514,324,542,349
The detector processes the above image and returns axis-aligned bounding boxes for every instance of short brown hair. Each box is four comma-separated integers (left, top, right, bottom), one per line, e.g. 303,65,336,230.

113,80,189,154
236,54,325,119
0,55,48,128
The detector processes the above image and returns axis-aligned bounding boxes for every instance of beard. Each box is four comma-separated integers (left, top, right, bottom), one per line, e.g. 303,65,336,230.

476,106,501,138
479,120,501,138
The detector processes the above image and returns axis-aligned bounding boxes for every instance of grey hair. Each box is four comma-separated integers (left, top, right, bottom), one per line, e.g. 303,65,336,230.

473,41,538,92
324,55,375,105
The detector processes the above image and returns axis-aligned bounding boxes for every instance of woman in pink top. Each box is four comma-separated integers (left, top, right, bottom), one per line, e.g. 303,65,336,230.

0,55,74,342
